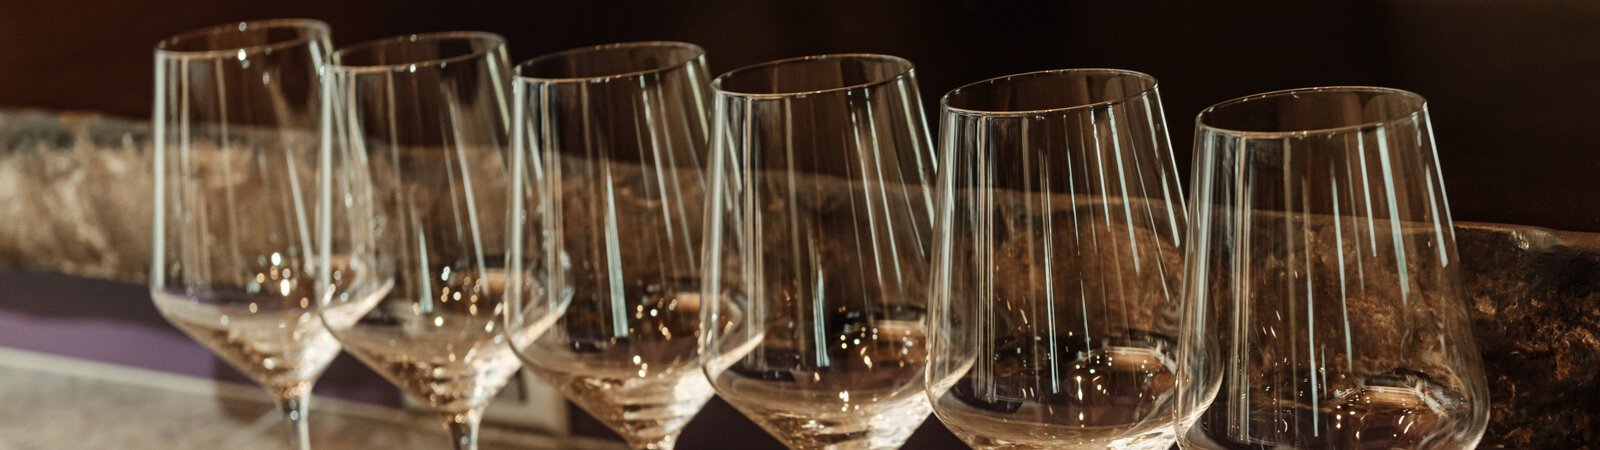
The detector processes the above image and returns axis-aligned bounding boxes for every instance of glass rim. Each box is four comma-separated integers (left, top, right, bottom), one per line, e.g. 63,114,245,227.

711,53,915,99
329,31,506,74
154,18,329,60
1196,86,1427,138
940,68,1160,117
514,41,706,84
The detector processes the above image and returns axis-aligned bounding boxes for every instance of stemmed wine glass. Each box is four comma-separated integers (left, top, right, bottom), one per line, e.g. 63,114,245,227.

151,18,335,450
505,42,715,450
1174,87,1491,449
925,69,1188,449
701,54,939,449
318,32,567,450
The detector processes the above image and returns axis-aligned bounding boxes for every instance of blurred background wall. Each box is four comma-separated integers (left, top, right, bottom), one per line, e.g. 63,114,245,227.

2,0,1596,447
6,0,1600,232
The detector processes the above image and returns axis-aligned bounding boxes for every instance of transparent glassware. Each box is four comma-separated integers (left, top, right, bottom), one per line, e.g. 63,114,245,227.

318,32,565,450
925,69,1188,450
1175,87,1491,449
506,41,715,450
150,18,335,450
701,54,938,449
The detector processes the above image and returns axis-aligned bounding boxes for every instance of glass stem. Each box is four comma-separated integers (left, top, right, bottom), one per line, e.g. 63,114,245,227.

442,408,483,450
273,391,313,450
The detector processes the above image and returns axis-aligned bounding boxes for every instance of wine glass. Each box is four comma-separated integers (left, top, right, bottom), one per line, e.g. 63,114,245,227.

925,69,1188,449
505,42,715,450
151,18,335,450
318,32,565,450
1174,87,1491,449
701,54,939,449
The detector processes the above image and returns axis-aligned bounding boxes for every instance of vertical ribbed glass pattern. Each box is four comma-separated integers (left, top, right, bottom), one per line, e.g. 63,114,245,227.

702,54,938,449
507,41,714,450
1175,87,1490,450
151,19,333,449
926,69,1186,450
320,32,546,450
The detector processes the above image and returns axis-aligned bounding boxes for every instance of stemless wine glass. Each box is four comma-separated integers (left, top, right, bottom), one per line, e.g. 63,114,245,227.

701,54,939,449
319,32,564,450
1175,87,1490,449
925,69,1188,449
151,18,334,450
506,42,715,450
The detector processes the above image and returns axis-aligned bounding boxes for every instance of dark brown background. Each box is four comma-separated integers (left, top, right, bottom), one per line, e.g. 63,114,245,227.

3,0,1596,447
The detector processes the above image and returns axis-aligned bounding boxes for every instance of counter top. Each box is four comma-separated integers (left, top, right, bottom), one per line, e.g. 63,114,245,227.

0,346,622,449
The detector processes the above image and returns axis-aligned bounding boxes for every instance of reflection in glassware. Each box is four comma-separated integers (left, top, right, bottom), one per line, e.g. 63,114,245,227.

151,18,336,450
925,69,1186,450
1175,87,1491,449
506,41,719,450
702,54,938,449
319,31,565,450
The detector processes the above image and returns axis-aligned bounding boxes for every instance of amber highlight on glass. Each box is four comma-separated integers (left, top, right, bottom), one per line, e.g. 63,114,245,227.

151,18,333,450
319,32,564,450
507,41,715,450
701,54,938,449
924,69,1187,449
1175,87,1490,449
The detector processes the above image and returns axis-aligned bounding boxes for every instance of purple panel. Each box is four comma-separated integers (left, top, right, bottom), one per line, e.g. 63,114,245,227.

0,272,401,407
